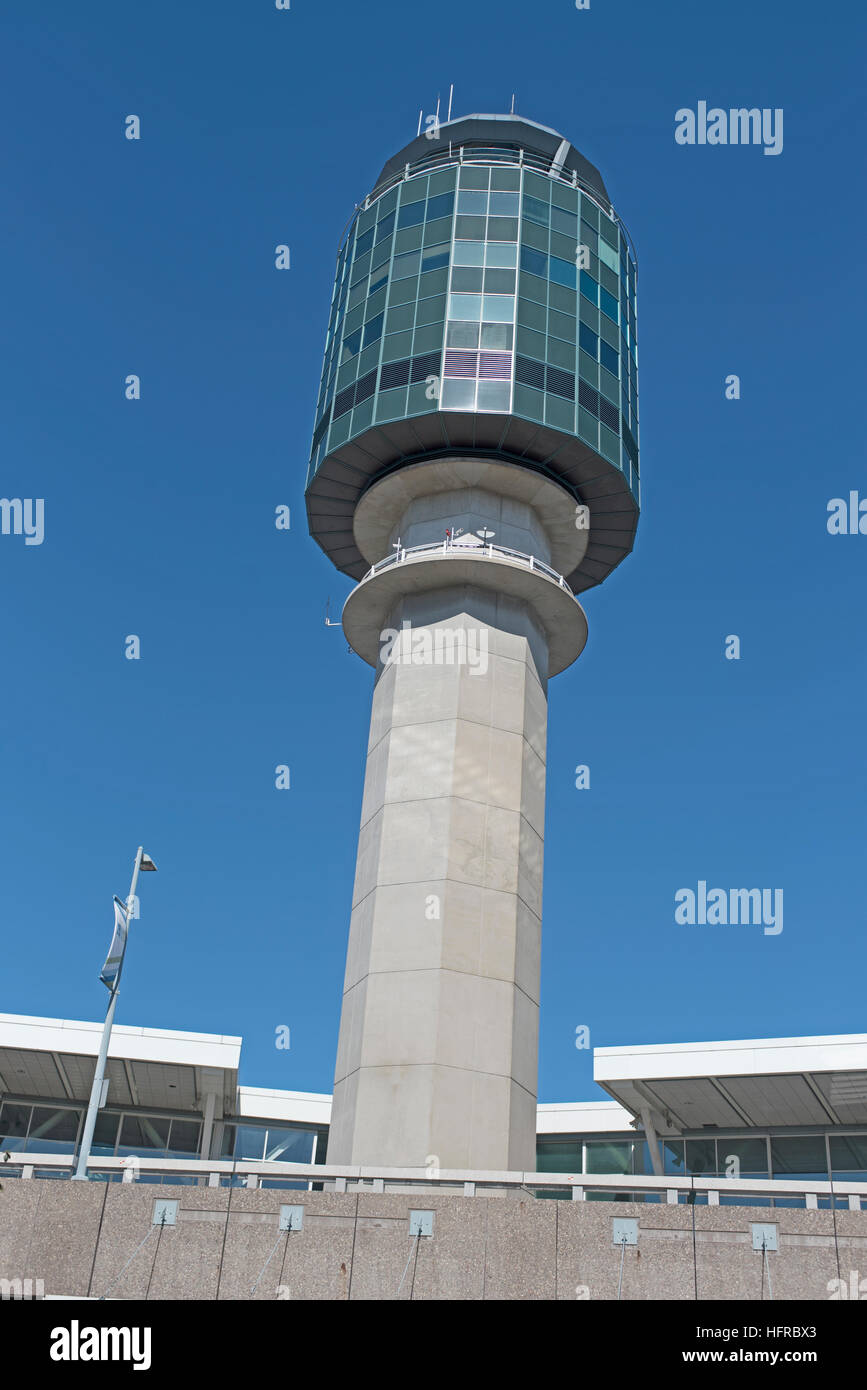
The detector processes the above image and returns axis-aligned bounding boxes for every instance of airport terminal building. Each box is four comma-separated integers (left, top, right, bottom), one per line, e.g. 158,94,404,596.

3,1013,867,1300
2,1014,866,1201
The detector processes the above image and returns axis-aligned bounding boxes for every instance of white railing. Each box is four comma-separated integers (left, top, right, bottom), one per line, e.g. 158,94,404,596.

5,1154,866,1209
359,144,636,266
361,539,574,595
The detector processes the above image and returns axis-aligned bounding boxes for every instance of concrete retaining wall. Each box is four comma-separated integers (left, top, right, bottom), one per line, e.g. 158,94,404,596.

2,1181,865,1300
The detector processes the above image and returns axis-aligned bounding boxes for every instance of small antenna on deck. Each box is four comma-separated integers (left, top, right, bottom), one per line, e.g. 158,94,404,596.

417,109,423,136
510,93,516,114
447,84,454,122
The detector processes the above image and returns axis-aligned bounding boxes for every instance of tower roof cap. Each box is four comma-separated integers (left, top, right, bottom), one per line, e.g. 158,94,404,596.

374,113,610,205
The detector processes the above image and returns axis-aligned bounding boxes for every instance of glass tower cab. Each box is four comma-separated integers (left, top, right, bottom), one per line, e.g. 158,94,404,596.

305,113,639,597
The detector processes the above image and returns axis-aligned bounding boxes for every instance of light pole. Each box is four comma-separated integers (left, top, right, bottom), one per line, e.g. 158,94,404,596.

72,846,157,1180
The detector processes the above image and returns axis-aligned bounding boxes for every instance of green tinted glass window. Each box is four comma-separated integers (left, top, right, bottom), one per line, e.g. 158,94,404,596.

830,1135,867,1177
586,1141,634,1175
455,214,486,240
448,293,482,320
482,294,514,322
718,1138,768,1176
771,1137,828,1178
480,322,513,349
488,217,518,241
458,190,487,214
484,269,516,294
426,192,454,221
397,200,425,229
458,165,488,189
452,267,483,293
599,239,619,272
522,195,550,227
454,241,485,266
447,321,479,348
489,191,519,216
536,1140,582,1173
477,381,510,411
440,378,475,409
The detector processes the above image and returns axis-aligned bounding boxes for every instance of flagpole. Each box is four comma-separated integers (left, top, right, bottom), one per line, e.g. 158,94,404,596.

72,846,144,1181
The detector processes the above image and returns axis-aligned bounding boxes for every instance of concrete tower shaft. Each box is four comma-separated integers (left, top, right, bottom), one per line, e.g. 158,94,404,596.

330,461,586,1168
306,115,640,1170
331,585,551,1170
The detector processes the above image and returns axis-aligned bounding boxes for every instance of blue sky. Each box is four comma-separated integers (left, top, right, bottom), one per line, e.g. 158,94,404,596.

2,0,865,1106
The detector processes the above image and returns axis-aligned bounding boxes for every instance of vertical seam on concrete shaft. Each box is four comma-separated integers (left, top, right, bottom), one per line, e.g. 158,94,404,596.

409,1232,422,1300
831,1180,842,1283
691,1183,698,1300
214,1181,235,1301
275,1230,291,1298
554,1201,559,1301
144,1221,164,1301
346,1192,360,1302
482,1197,489,1301
23,1171,40,1277
85,1181,110,1297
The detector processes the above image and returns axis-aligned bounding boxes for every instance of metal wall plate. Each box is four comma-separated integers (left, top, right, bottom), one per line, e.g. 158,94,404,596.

279,1204,304,1232
152,1199,178,1227
612,1218,638,1246
751,1223,778,1252
409,1210,434,1237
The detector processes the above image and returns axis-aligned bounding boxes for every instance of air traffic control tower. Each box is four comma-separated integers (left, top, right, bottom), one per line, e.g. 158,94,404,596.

306,115,640,1172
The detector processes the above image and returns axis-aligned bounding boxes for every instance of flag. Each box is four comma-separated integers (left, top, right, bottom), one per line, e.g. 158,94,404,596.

99,897,129,991
140,853,157,872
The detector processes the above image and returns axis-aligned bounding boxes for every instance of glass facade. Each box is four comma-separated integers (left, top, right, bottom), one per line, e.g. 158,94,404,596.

220,1122,325,1164
307,152,639,503
2,1093,866,1208
535,1130,867,1205
216,1122,327,1189
0,1101,203,1159
0,1101,327,1172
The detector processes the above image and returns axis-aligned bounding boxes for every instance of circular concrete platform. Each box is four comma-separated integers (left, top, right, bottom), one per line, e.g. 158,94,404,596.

342,545,588,677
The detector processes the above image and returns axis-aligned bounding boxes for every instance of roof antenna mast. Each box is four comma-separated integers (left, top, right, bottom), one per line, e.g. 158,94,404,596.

510,93,516,114
447,84,454,122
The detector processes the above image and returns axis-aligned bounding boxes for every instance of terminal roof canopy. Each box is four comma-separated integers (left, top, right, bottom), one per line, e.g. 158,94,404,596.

0,1013,241,1116
5,1014,867,1136
594,1033,867,1134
